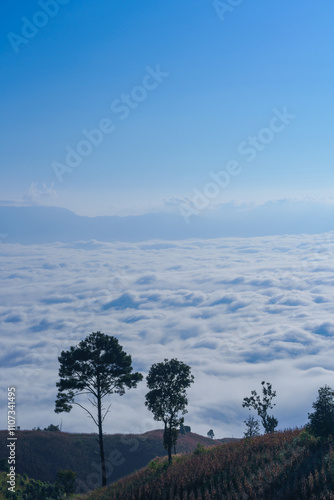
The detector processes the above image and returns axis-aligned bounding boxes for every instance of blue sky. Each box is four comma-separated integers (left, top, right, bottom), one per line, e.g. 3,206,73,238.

2,1,334,441
1,0,333,215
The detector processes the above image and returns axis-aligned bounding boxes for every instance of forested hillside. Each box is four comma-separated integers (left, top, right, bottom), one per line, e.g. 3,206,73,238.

0,429,219,494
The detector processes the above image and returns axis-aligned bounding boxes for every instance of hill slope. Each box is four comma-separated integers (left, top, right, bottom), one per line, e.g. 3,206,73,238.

0,430,219,494
82,429,334,500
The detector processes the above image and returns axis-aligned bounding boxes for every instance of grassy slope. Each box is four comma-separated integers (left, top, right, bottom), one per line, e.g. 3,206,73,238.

82,429,334,500
0,430,220,494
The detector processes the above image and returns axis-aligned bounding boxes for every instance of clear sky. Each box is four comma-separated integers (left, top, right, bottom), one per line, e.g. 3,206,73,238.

1,0,333,215
2,1,334,442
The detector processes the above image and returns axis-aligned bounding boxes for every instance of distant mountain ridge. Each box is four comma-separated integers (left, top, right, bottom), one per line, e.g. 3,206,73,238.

1,201,334,243
0,205,204,243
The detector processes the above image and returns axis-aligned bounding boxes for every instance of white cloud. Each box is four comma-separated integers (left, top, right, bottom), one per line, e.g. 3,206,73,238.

1,232,334,437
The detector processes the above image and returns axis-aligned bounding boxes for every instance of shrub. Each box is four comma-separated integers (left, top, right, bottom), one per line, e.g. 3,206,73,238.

148,458,169,472
294,429,320,448
43,424,60,432
56,469,76,496
307,385,334,438
193,443,207,455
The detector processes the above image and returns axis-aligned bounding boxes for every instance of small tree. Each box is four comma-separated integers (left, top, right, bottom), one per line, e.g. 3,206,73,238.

55,331,143,487
207,429,215,439
180,423,191,435
307,385,334,437
43,424,60,432
145,358,194,464
56,469,77,496
244,415,260,438
242,381,278,433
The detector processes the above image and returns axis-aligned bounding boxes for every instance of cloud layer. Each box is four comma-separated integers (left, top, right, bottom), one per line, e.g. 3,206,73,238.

1,232,334,438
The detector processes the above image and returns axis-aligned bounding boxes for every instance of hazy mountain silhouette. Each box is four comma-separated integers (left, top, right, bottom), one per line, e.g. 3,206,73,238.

1,201,334,244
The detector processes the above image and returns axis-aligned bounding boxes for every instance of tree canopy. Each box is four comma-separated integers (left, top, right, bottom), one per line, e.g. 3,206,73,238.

307,385,334,437
145,358,194,463
242,381,278,433
244,415,260,438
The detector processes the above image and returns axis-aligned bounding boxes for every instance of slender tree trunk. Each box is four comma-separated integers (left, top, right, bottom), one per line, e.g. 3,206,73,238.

97,382,107,486
167,426,172,465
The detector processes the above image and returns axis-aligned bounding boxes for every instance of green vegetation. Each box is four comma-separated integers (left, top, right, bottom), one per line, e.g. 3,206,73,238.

0,469,76,500
193,443,208,456
81,429,334,499
56,470,77,497
307,385,334,438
